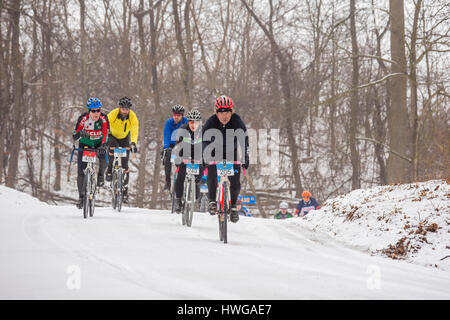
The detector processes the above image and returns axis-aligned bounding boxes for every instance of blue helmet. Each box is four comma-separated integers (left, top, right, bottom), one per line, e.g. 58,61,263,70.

86,98,102,109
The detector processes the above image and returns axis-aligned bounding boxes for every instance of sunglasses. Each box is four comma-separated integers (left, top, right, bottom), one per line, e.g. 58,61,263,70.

90,109,101,113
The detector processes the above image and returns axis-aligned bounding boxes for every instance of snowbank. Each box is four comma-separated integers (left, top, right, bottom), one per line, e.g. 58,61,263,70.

294,179,450,270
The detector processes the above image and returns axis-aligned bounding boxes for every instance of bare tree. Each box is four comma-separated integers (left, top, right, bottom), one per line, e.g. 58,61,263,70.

387,0,411,183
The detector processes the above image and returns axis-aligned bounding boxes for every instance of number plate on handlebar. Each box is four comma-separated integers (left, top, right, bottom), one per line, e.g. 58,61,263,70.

216,163,234,176
186,163,200,175
82,150,97,163
114,148,127,157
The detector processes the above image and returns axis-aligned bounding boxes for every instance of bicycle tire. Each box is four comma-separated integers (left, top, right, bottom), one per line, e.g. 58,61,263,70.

89,171,96,217
187,177,195,227
222,181,229,244
83,171,89,219
112,170,118,210
117,169,123,212
182,177,189,225
170,169,176,214
218,184,226,241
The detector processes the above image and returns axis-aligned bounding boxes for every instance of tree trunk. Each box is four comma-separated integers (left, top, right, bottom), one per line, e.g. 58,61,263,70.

79,0,87,100
409,0,422,181
172,0,192,108
149,0,164,209
349,0,360,189
387,0,411,184
135,0,149,208
6,0,22,189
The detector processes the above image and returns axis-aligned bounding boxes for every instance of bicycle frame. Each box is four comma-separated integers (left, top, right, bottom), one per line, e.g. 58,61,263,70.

210,161,241,244
109,147,129,212
181,159,201,227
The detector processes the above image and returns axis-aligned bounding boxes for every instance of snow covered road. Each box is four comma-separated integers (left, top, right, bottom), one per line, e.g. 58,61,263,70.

0,186,449,299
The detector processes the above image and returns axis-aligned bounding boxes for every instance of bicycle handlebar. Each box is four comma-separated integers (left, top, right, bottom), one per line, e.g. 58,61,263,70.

109,147,131,150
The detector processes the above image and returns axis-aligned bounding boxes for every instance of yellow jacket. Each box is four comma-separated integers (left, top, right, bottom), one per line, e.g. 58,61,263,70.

107,108,139,144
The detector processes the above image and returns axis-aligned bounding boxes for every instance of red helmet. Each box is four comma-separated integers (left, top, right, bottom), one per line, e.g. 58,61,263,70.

302,190,311,198
215,95,234,111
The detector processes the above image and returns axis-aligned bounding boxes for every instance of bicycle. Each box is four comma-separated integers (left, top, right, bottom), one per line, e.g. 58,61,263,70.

181,159,202,227
199,179,209,213
210,161,241,244
109,146,130,212
169,153,178,214
69,146,99,219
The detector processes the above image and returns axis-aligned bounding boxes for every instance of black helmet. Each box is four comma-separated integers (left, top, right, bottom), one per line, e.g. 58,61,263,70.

186,108,202,121
172,104,185,114
119,97,132,109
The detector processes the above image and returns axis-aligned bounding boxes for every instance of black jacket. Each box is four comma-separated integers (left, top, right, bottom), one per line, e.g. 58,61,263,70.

201,113,249,164
174,123,203,162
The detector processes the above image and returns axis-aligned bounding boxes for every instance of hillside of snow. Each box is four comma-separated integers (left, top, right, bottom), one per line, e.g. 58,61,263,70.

0,181,449,299
296,179,450,270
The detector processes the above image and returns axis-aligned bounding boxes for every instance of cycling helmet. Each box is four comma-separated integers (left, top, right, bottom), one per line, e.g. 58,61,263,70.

280,201,289,209
214,95,234,111
119,96,132,109
302,190,312,198
86,98,102,109
172,104,185,114
186,108,202,121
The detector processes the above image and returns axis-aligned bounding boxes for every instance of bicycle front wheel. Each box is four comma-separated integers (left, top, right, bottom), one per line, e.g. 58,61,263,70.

221,182,230,243
186,177,195,227
112,170,118,210
117,169,123,212
89,172,96,217
82,172,90,219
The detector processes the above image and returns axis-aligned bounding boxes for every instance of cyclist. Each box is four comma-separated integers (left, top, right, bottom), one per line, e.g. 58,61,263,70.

274,201,293,219
72,98,110,209
172,108,204,213
202,95,249,223
295,190,320,217
162,104,188,191
236,199,251,217
105,97,139,203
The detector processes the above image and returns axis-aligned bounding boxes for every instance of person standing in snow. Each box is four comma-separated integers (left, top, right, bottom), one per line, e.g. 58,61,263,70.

161,104,188,191
236,199,251,217
295,190,320,217
274,201,293,219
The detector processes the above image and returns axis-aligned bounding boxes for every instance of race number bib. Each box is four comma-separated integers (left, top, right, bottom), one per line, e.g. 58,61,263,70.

186,163,200,175
216,163,234,176
114,148,127,157
82,150,97,163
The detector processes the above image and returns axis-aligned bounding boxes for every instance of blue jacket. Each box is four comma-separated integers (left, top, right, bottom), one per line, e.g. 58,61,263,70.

295,197,320,217
237,206,251,217
163,117,188,149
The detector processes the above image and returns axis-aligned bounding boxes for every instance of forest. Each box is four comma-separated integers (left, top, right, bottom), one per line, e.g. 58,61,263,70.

0,0,448,214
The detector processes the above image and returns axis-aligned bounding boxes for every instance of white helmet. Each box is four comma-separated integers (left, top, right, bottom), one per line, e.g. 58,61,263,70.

280,201,289,209
186,108,202,121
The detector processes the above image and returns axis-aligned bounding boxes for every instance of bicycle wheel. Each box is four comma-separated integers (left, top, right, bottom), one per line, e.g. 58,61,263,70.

222,182,229,243
186,177,195,227
170,169,178,214
89,172,96,217
112,170,118,210
117,169,123,212
182,178,189,226
82,172,89,219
